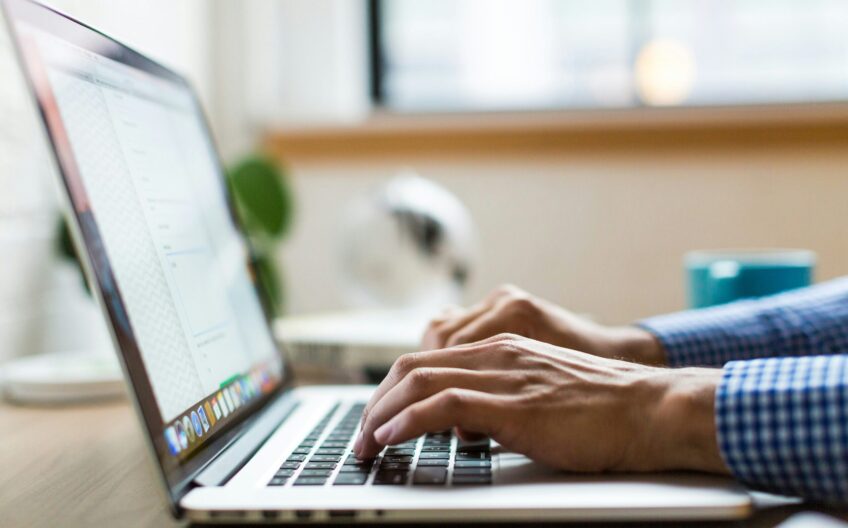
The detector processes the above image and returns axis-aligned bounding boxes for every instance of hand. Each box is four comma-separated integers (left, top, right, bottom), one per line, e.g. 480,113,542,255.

423,285,666,366
354,334,728,475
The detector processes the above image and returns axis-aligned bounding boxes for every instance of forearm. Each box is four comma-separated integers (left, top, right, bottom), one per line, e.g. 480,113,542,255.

638,277,848,367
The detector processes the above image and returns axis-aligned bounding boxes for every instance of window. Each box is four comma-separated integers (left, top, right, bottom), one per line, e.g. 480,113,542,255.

372,0,848,112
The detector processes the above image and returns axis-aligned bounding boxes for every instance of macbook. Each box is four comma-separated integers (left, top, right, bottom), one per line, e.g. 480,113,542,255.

2,0,752,522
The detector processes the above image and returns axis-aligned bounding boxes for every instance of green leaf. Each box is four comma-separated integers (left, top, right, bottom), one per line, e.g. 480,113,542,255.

227,154,294,240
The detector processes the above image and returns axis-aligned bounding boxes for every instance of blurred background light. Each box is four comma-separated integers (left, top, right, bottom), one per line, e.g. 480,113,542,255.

635,38,696,106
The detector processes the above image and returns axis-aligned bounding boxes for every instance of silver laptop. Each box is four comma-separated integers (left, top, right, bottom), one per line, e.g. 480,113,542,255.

2,0,752,522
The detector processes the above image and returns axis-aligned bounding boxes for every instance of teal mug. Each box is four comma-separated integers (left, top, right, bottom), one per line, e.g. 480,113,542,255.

685,249,816,309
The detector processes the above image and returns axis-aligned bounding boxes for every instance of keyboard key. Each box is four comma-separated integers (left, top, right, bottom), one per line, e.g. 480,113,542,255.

378,462,411,471
416,458,449,467
334,473,368,485
339,464,372,473
316,447,347,455
454,460,491,468
452,467,491,476
310,455,342,462
275,468,296,478
294,477,327,486
344,455,373,465
392,441,418,448
300,469,333,477
280,461,301,469
385,448,416,456
287,454,307,462
457,438,490,452
419,452,450,459
268,477,288,486
321,441,349,448
452,474,492,485
420,446,451,452
456,452,490,461
305,462,336,470
382,455,413,464
291,447,312,455
413,467,447,485
374,471,408,485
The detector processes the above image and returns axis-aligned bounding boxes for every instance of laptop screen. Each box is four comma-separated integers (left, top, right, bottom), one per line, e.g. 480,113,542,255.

3,0,287,497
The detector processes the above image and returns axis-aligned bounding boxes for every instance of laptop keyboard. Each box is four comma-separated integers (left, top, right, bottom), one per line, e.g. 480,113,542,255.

267,402,492,487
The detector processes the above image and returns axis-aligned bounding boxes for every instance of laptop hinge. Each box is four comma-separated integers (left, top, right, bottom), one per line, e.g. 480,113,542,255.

193,392,300,487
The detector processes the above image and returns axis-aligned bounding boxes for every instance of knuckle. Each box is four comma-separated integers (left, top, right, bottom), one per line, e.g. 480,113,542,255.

519,370,544,386
492,332,521,343
496,341,524,361
439,388,466,410
506,296,537,314
392,352,420,377
408,367,435,389
425,316,448,330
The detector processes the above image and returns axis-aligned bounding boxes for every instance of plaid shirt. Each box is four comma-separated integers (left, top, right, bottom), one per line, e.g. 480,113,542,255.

640,277,848,504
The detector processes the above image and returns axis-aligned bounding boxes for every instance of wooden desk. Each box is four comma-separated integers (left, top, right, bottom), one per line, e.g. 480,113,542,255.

0,398,180,528
2,398,847,528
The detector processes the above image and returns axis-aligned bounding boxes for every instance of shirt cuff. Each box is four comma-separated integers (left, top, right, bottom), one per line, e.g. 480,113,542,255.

637,299,771,367
715,355,848,504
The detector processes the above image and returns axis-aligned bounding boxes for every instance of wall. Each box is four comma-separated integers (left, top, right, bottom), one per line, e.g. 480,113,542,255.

275,138,848,325
203,1,847,325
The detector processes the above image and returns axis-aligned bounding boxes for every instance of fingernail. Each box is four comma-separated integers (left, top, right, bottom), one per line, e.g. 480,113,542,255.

374,422,394,445
353,431,363,454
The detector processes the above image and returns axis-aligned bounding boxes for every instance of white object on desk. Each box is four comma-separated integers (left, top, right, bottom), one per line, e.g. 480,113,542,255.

274,309,430,380
1,350,124,404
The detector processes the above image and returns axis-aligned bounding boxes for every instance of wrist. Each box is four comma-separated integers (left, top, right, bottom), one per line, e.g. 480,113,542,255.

606,326,666,366
641,368,729,474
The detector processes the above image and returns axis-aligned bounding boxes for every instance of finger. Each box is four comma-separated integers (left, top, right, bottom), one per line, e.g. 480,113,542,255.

359,334,516,438
421,287,517,350
373,388,506,448
422,301,490,350
455,428,487,442
423,305,464,328
357,367,517,457
445,306,516,347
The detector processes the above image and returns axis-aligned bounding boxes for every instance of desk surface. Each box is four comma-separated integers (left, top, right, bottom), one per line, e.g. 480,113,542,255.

1,397,847,528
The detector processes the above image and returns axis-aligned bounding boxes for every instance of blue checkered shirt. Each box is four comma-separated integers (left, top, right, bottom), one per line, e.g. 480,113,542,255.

640,277,848,504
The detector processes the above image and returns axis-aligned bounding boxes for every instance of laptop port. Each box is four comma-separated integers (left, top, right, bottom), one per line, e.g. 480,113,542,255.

261,510,280,520
329,510,356,519
295,510,312,520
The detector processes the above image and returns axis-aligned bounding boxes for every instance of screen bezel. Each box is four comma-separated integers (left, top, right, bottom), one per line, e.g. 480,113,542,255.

1,0,293,513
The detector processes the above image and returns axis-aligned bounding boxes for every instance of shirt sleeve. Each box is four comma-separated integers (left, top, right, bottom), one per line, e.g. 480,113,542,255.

638,277,848,367
716,355,848,503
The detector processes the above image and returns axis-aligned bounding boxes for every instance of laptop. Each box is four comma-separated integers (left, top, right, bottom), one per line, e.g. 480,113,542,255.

2,0,753,522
